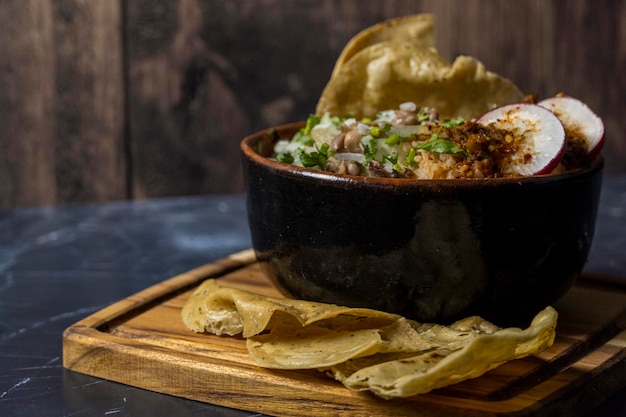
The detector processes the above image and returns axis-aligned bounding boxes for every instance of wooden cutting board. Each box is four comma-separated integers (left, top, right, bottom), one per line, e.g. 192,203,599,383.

63,250,626,417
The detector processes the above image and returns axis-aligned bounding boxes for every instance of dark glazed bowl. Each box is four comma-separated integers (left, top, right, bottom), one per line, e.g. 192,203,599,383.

241,122,604,326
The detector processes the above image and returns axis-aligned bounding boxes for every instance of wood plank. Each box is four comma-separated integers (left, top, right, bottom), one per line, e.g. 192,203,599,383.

126,0,250,198
53,0,127,203
0,0,127,208
2,0,625,207
63,251,626,417
419,0,545,94
544,0,626,173
0,0,57,208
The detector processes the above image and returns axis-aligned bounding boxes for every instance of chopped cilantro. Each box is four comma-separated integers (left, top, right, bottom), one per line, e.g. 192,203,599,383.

384,154,398,164
303,114,320,135
296,143,333,168
415,133,469,157
292,130,314,146
441,118,465,128
276,152,294,164
319,142,332,156
361,137,378,163
297,151,321,167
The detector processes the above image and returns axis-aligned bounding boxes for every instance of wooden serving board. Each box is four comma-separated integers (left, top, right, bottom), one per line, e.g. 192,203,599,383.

63,250,626,417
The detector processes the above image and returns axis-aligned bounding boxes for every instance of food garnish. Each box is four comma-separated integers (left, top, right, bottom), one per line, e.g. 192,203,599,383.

476,103,566,175
276,14,604,180
273,96,600,179
538,95,605,163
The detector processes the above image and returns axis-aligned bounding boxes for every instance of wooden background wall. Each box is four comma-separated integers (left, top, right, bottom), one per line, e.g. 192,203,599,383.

1,0,625,208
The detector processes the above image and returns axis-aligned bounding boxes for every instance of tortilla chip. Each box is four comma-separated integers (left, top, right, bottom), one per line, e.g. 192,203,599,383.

182,279,557,398
181,279,401,338
316,42,524,120
331,14,436,78
325,307,557,398
248,317,435,369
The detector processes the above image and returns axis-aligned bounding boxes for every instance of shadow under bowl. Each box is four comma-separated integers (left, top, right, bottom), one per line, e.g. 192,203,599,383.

241,122,604,326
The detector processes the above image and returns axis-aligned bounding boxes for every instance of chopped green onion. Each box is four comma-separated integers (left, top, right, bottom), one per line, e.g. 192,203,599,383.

404,148,417,166
417,107,431,122
369,126,382,137
385,133,401,146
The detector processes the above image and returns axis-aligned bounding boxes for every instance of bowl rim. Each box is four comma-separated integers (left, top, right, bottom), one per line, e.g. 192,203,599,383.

241,121,604,188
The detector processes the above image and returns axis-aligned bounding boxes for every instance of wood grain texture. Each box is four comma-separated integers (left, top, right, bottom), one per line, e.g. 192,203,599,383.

122,0,626,199
0,0,57,207
63,253,626,417
0,0,126,209
546,0,626,175
126,0,251,197
1,0,625,207
53,0,127,204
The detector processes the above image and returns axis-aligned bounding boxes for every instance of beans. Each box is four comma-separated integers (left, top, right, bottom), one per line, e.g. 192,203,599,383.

343,129,362,152
330,133,345,151
325,159,363,176
346,161,362,176
330,128,362,153
427,108,439,122
392,110,417,125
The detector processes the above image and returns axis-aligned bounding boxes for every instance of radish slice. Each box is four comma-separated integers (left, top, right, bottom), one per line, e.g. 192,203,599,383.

477,103,566,176
538,96,605,160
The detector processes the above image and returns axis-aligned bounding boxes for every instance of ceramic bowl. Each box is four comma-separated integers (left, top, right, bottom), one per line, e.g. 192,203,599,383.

240,122,603,325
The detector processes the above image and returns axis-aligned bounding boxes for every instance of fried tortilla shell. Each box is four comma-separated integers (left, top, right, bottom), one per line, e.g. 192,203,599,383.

247,317,435,369
316,42,524,120
324,306,557,399
181,279,401,338
182,279,557,399
331,14,436,78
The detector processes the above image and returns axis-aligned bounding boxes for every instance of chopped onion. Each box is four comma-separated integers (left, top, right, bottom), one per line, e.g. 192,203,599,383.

357,123,370,135
399,102,417,112
389,124,430,137
343,118,357,127
332,153,366,164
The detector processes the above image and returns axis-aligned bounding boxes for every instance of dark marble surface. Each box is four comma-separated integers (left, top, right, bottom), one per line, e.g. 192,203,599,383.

1,176,625,417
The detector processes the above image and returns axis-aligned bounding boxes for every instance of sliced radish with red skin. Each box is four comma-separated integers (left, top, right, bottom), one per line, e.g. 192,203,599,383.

477,103,566,176
538,96,605,160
